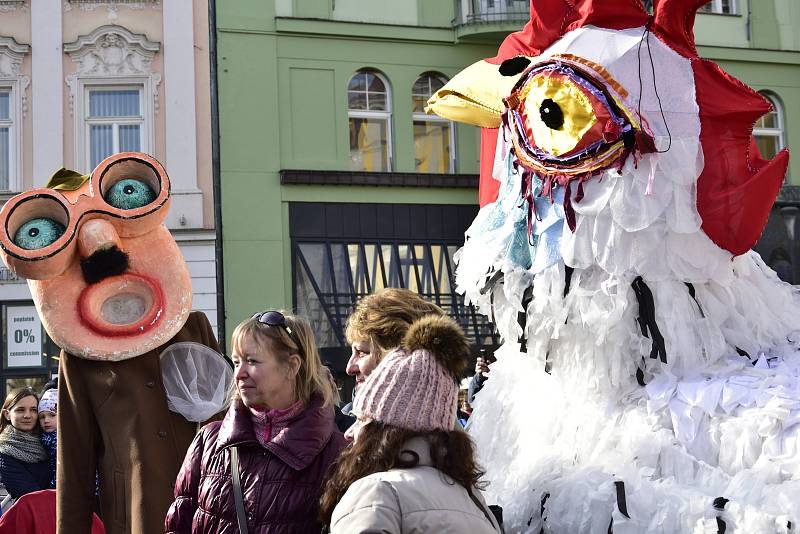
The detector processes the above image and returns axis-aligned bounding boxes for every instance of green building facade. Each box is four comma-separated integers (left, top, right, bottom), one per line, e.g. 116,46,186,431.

214,0,800,370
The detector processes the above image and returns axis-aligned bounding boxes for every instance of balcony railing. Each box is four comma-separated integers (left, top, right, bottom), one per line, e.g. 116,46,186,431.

453,0,530,26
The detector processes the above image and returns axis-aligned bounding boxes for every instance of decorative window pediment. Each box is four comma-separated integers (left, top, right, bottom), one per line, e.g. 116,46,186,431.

0,1,25,13
65,26,159,173
64,25,160,78
0,35,30,81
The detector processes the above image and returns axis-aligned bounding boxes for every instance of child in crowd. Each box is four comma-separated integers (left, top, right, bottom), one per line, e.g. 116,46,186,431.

37,388,57,489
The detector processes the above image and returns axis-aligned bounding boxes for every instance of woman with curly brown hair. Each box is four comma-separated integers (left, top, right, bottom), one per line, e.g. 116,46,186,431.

340,288,446,432
344,287,445,387
320,315,502,533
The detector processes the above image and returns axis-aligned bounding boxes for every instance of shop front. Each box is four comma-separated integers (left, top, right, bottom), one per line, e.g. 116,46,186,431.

0,267,59,394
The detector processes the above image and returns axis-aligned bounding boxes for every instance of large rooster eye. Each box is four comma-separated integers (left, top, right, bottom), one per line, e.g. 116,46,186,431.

506,58,641,179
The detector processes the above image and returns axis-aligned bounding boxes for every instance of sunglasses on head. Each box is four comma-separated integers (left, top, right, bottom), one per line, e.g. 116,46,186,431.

251,310,300,347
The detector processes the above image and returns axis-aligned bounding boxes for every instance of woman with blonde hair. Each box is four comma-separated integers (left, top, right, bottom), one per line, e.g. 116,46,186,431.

165,311,346,534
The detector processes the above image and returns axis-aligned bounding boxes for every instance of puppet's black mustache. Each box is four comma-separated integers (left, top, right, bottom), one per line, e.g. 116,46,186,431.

81,247,130,284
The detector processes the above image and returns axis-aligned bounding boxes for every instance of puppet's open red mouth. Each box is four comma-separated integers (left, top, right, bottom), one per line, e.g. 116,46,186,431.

78,273,164,337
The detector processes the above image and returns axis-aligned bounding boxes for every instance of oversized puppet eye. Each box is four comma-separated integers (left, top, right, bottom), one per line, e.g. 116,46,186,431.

505,57,650,181
104,179,156,210
13,218,66,250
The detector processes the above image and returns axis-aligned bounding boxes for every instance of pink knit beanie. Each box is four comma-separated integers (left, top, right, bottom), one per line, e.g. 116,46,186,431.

352,315,469,432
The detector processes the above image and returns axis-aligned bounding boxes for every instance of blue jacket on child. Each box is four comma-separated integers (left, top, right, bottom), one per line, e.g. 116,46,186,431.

40,431,57,489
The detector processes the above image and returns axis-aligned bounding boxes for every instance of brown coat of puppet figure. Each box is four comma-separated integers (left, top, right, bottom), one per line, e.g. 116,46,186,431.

0,153,221,534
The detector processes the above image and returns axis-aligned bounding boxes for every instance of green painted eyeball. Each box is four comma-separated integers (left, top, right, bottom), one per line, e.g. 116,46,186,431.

104,179,156,210
14,218,66,250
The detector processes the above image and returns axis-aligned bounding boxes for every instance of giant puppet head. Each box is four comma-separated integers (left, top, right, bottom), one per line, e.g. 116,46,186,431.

0,153,192,361
427,0,793,380
428,0,789,259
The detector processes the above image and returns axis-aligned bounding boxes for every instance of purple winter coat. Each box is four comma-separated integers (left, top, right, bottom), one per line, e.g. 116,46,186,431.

164,393,346,534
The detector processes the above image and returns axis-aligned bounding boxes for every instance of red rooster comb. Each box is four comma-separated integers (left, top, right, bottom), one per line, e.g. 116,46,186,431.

479,0,789,256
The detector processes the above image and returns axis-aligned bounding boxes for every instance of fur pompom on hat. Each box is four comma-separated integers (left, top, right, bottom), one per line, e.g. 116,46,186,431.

38,388,57,415
403,315,469,379
353,315,469,432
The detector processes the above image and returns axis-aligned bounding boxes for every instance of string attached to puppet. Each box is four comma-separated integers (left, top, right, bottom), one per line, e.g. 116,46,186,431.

637,20,673,196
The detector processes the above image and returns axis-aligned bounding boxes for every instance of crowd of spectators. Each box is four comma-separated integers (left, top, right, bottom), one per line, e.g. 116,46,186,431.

0,288,502,534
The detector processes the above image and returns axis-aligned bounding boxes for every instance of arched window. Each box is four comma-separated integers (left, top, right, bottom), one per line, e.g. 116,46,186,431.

348,70,392,171
754,92,786,162
412,73,454,173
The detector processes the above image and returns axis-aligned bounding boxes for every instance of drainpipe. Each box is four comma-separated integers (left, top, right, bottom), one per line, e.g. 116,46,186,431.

208,0,227,354
746,0,752,43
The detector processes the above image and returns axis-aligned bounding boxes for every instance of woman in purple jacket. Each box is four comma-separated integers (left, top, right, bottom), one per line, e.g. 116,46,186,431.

165,311,346,534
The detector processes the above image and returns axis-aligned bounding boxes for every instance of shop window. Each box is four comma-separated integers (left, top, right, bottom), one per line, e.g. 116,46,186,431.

754,92,786,178
412,73,455,173
698,0,736,14
294,241,497,350
348,70,392,171
1,302,59,394
85,86,145,170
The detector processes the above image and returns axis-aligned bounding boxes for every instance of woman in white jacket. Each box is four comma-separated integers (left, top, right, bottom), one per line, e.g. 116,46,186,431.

320,315,502,534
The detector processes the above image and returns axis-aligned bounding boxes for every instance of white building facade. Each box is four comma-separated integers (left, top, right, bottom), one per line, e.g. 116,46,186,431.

0,0,218,391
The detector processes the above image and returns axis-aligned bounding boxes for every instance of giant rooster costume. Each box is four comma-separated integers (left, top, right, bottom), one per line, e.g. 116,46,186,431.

427,1,798,531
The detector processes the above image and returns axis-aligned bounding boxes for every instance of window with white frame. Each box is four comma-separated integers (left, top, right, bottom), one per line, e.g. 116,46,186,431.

348,70,392,172
85,86,145,170
0,88,12,190
754,92,785,164
698,0,736,14
412,73,455,174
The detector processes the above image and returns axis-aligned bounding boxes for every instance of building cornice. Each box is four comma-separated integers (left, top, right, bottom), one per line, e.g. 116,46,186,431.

273,17,455,44
698,45,800,65
280,169,478,188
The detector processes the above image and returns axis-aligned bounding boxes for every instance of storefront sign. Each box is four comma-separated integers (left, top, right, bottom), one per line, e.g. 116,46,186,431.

6,306,43,368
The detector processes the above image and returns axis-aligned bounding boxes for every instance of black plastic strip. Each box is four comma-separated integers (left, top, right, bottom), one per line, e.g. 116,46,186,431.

614,481,630,519
564,265,574,297
636,366,647,386
685,282,705,317
481,270,504,295
631,276,667,363
714,497,728,534
538,492,549,534
519,285,533,353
